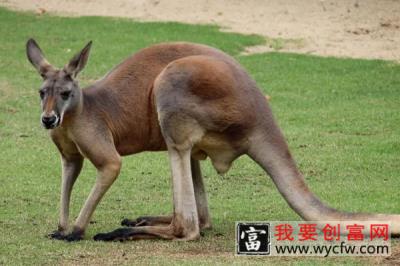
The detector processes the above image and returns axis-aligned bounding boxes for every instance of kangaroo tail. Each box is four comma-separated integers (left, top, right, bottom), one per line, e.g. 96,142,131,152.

247,122,400,235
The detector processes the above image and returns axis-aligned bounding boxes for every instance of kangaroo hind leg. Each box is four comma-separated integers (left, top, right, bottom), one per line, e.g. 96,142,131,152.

191,158,212,230
121,215,172,227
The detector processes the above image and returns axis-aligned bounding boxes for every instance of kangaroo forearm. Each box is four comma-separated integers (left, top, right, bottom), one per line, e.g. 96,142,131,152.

73,160,121,232
58,157,83,231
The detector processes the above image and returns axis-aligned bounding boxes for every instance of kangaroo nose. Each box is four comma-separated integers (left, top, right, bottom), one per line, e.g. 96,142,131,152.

42,115,57,127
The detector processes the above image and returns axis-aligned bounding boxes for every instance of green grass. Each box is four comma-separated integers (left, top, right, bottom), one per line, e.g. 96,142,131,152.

1,7,399,265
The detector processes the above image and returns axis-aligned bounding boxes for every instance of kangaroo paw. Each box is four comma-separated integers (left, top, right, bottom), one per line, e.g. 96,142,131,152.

47,230,65,240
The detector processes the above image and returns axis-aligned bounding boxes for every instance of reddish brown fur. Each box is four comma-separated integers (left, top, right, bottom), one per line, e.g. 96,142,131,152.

26,40,400,242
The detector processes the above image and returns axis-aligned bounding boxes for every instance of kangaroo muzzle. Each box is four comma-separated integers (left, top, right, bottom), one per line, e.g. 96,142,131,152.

41,112,60,129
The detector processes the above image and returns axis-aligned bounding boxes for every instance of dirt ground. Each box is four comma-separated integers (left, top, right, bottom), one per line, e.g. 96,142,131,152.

1,0,400,60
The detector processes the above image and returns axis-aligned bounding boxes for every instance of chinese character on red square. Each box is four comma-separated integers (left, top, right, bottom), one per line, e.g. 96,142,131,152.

322,223,340,241
346,224,365,241
370,224,389,241
298,223,318,241
274,224,294,241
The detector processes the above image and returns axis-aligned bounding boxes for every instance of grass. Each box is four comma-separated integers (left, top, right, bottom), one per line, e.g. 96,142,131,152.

0,6,399,265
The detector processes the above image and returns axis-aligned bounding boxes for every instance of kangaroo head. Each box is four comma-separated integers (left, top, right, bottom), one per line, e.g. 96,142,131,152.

26,39,92,129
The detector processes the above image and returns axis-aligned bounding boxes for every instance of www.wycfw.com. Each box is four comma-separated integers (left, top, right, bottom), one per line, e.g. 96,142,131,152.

274,242,389,257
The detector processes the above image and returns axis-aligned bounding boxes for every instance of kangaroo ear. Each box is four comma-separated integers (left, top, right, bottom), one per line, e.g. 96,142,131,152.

64,41,92,78
26,38,55,78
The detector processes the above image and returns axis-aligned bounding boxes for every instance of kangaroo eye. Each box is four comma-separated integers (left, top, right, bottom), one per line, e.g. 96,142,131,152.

39,90,45,99
60,91,72,100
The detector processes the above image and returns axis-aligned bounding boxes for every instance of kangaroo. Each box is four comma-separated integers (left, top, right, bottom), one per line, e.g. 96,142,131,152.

26,39,400,242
